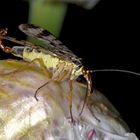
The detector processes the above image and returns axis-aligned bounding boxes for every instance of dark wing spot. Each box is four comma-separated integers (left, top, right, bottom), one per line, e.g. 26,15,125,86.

26,47,33,52
41,29,51,36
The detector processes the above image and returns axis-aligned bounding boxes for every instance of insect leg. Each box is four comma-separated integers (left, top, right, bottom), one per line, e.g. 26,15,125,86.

0,35,36,49
51,64,75,121
0,28,35,53
0,41,12,53
34,63,66,101
69,79,74,122
0,30,13,53
79,69,93,116
34,79,52,101
24,58,53,100
79,84,88,116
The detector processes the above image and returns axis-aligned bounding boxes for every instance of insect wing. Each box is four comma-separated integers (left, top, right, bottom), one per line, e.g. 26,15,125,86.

19,24,82,65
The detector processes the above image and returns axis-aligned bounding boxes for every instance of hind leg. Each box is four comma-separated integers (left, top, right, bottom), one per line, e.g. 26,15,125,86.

34,63,66,101
69,79,74,122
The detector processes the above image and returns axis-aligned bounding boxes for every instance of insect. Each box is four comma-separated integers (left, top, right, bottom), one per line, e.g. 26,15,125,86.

0,24,93,121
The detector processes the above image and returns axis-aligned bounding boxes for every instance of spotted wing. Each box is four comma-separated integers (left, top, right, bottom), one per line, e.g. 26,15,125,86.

19,24,82,66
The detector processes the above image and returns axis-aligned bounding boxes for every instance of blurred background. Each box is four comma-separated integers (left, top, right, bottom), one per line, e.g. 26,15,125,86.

0,0,139,138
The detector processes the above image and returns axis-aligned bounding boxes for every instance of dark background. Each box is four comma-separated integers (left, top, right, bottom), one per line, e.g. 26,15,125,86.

0,0,139,138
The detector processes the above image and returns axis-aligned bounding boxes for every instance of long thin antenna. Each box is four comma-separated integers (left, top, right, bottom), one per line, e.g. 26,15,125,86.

93,69,140,77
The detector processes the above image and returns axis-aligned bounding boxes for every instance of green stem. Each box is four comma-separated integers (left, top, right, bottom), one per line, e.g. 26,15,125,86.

28,0,67,37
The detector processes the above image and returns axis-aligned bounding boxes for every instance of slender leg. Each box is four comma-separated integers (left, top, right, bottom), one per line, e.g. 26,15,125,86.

79,69,93,116
79,85,88,116
34,64,66,101
0,29,13,53
0,41,12,53
34,80,51,101
1,35,36,49
69,80,74,122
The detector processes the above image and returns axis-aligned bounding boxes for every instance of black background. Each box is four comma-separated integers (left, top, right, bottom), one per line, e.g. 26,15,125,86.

0,0,139,138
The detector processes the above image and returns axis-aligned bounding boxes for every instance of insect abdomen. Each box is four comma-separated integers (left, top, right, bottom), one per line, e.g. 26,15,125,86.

23,47,59,69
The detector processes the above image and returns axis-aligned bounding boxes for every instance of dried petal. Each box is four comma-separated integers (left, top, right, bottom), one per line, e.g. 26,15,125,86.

0,59,138,139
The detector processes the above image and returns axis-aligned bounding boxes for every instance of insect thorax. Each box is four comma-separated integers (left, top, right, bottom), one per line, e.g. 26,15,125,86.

22,47,83,81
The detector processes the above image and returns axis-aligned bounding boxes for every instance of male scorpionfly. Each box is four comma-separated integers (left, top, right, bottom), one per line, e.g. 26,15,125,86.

0,24,93,121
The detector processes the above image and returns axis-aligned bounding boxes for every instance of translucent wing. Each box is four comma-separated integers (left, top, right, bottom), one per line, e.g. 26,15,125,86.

19,24,82,66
